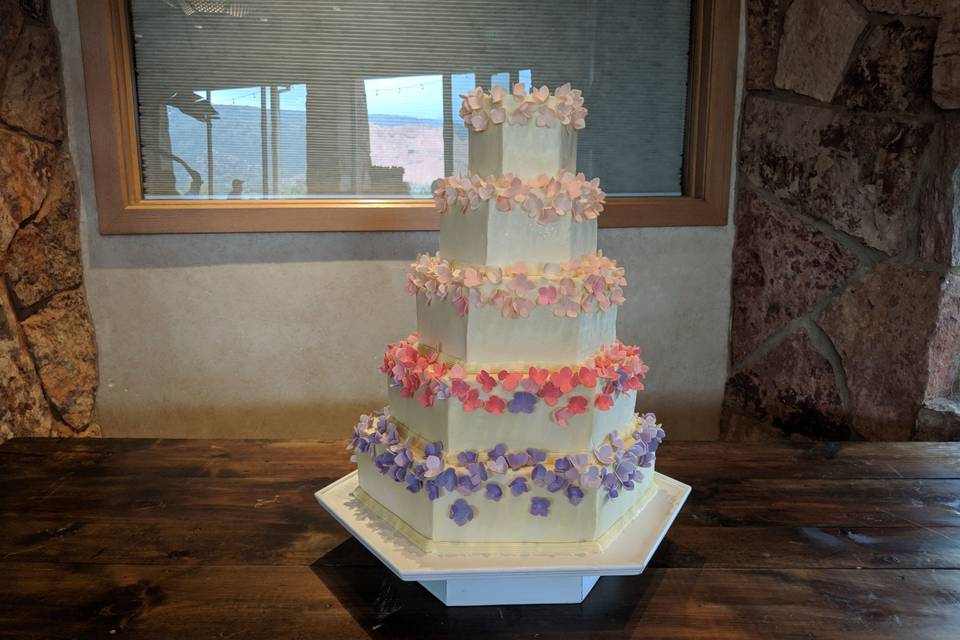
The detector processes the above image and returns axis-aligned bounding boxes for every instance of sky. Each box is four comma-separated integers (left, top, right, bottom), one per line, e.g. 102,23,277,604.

205,69,532,121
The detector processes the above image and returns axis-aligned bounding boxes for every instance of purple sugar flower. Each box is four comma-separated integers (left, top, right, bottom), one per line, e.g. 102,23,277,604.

486,455,508,475
487,443,507,459
580,465,602,490
457,472,481,496
424,441,444,457
436,467,457,492
404,471,421,494
506,451,530,469
423,455,443,478
509,477,529,496
449,499,474,526
425,480,440,501
530,497,550,517
567,486,585,506
554,457,572,474
640,452,656,467
526,448,547,463
391,465,407,482
616,460,637,483
531,463,550,487
466,462,488,483
508,391,537,414
594,443,615,465
547,475,568,493
485,482,503,502
457,450,478,465
434,381,451,401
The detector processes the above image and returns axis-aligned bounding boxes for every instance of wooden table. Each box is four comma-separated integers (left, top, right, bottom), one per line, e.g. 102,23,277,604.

1,439,958,639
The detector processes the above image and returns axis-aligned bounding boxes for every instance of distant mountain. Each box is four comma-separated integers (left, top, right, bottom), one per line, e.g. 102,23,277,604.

165,104,452,197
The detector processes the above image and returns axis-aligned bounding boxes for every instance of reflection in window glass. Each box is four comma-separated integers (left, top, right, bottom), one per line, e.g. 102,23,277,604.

130,0,691,200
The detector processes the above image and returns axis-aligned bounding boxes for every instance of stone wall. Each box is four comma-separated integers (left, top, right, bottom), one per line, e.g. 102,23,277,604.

723,0,960,441
0,0,98,442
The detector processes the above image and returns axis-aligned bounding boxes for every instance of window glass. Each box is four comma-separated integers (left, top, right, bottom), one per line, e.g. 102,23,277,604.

130,0,691,199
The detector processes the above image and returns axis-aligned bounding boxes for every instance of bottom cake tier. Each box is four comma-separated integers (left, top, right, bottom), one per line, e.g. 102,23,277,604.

348,410,665,545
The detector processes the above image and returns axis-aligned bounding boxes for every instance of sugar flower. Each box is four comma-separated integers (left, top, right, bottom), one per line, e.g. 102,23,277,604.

530,497,551,517
449,498,474,526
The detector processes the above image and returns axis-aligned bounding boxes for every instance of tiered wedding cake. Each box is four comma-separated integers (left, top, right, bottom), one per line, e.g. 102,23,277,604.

348,83,665,549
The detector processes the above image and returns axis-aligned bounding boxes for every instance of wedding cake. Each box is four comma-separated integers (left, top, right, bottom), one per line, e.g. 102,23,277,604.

347,83,665,550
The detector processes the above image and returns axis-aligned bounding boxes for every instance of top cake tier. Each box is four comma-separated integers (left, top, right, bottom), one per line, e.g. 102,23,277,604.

460,84,585,179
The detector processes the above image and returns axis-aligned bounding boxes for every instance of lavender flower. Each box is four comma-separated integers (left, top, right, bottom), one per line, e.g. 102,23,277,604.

436,467,457,492
526,448,547,463
487,443,507,459
547,474,568,493
457,450,478,465
509,477,529,496
485,482,503,502
449,499,474,526
486,455,508,475
506,451,530,469
566,486,585,506
404,470,421,494
530,497,550,517
507,391,537,414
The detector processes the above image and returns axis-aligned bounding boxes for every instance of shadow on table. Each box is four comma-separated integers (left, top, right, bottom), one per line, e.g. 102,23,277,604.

311,537,674,639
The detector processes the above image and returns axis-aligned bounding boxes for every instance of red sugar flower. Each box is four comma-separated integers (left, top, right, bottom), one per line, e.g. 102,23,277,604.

498,370,523,391
550,367,576,394
484,395,506,415
594,394,614,410
476,370,497,393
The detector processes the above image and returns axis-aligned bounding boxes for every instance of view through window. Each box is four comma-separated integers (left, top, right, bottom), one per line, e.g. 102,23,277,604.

130,0,692,200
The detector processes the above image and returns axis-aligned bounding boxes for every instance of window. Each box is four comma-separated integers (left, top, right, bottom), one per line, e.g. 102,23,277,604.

79,0,739,233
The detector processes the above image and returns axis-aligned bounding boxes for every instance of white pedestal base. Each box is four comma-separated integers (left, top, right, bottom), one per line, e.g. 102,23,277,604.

315,471,689,607
420,575,600,606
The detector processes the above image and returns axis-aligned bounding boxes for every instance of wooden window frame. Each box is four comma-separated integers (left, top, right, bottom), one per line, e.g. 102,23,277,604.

78,0,739,234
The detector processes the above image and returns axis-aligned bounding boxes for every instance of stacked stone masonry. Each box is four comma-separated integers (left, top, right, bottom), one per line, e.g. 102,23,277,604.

0,0,98,442
725,0,960,441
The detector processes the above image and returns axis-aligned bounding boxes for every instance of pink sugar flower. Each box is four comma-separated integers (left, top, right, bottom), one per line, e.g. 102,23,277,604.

507,273,536,296
537,286,558,305
512,82,527,99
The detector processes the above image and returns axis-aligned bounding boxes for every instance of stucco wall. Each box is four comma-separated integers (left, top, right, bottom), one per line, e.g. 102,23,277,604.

54,0,737,440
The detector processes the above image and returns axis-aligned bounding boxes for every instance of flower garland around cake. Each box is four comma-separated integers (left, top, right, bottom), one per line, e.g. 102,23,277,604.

348,410,665,524
460,82,587,132
432,172,605,225
407,252,626,319
380,334,648,425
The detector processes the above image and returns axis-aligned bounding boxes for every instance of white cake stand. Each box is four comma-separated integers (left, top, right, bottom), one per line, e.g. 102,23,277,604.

315,470,689,607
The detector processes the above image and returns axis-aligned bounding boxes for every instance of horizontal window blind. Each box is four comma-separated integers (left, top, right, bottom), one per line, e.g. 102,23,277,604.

129,0,691,200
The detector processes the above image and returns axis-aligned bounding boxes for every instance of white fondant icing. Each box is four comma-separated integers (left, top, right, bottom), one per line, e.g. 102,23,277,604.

416,294,617,369
388,384,636,454
356,449,655,543
439,199,598,268
469,116,577,179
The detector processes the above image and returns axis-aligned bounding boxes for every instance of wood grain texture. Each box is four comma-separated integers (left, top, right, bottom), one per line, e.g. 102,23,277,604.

1,439,959,639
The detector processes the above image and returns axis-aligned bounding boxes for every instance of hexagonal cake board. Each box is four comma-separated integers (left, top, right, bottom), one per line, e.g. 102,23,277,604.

315,471,690,606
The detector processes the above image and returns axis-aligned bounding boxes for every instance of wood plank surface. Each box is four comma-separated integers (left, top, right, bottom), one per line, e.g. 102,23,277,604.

2,438,959,639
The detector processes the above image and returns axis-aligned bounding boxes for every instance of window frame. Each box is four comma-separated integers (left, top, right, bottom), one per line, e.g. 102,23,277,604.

78,0,739,234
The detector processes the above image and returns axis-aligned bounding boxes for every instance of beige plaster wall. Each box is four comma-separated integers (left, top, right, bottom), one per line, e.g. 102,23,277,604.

54,0,737,440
